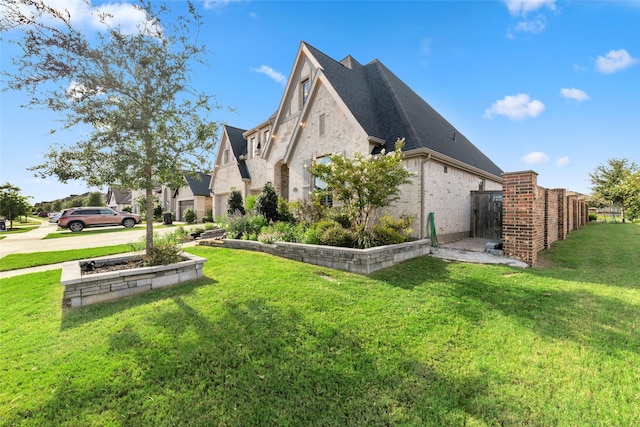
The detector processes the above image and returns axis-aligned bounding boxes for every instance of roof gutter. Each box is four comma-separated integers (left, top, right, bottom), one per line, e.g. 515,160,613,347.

403,147,503,183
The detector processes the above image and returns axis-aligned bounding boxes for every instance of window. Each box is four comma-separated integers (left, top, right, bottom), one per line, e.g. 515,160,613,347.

444,166,448,173
319,114,326,136
251,137,256,157
301,79,310,108
479,178,485,191
313,156,332,206
224,149,229,164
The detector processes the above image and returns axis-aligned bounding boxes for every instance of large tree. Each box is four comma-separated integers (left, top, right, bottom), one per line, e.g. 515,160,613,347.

0,182,31,229
1,0,219,255
589,158,639,222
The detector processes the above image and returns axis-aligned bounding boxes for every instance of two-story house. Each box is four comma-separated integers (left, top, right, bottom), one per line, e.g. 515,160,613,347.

210,42,503,242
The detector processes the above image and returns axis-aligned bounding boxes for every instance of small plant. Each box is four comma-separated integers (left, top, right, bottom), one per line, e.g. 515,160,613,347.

277,197,296,223
183,208,196,224
131,232,184,266
245,194,257,213
122,206,132,213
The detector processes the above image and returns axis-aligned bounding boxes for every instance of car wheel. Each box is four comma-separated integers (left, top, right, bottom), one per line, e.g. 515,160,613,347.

69,221,84,232
123,218,136,228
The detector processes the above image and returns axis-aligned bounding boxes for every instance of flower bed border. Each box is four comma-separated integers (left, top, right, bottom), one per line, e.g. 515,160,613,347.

60,253,207,308
199,239,431,275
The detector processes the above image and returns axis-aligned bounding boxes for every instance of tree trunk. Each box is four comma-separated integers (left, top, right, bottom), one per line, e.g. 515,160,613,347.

145,186,154,256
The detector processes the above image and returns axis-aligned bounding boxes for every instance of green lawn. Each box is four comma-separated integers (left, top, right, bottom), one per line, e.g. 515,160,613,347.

1,223,638,425
0,245,134,271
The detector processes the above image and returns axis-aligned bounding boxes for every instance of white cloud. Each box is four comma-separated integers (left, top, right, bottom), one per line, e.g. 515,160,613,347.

204,0,244,10
596,49,638,74
504,0,556,16
560,88,589,102
5,0,156,35
556,156,570,167
254,65,287,85
483,94,545,120
512,15,546,34
522,151,549,165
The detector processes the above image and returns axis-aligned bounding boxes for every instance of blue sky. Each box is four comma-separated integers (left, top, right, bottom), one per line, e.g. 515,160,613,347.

1,0,639,204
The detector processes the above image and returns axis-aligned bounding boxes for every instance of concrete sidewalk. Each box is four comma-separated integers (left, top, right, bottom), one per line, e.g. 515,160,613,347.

432,238,528,268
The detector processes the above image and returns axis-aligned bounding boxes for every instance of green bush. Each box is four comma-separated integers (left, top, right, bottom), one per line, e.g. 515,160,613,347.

227,189,246,216
245,195,257,214
277,197,296,223
372,225,406,246
257,222,303,244
589,213,598,221
320,225,356,248
227,214,267,240
122,206,132,213
255,182,279,223
183,208,196,224
302,227,322,245
153,204,164,221
130,232,184,266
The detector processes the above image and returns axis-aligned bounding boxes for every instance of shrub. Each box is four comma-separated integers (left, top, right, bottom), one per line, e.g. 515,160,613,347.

258,222,303,244
589,213,598,221
320,225,356,248
227,213,267,240
314,220,339,234
145,234,183,266
372,225,406,246
153,204,164,221
183,208,196,224
122,206,132,213
255,182,279,223
277,197,296,223
245,195,257,213
302,227,322,245
201,208,213,223
227,189,246,216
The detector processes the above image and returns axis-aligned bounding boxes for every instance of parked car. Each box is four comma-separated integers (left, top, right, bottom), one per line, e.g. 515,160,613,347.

57,207,142,232
48,210,68,223
37,212,49,217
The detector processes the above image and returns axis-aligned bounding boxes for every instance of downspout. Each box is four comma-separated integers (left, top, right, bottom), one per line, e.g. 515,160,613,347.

420,153,431,239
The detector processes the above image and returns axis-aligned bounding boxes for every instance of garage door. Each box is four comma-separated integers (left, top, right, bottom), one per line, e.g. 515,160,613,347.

178,200,194,222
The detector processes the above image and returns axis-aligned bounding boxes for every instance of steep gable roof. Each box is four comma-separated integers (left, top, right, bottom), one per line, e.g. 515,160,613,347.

224,125,251,180
184,172,212,196
303,42,503,178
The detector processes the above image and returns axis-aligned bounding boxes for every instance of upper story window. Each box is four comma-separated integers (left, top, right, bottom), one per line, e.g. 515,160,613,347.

300,79,310,108
250,137,256,158
224,149,230,164
479,178,485,191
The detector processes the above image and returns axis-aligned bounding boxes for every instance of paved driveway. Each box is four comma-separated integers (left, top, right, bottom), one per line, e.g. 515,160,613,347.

0,220,179,259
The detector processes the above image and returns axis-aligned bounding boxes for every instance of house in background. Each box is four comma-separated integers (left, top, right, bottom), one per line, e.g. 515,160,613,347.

106,187,133,212
210,42,503,242
160,172,212,222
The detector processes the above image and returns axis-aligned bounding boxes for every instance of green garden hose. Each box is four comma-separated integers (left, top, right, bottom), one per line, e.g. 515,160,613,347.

427,212,438,248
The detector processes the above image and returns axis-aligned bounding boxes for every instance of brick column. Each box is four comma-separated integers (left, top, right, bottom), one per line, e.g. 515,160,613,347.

502,171,542,266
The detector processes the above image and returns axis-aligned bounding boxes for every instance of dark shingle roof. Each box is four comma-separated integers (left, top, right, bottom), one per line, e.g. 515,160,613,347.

184,172,212,196
224,125,251,180
304,43,503,177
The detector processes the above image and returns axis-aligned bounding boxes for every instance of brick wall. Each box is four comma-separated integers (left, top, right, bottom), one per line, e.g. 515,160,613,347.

502,171,589,266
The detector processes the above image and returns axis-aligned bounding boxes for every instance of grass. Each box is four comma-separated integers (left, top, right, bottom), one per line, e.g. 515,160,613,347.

1,223,638,425
0,245,134,271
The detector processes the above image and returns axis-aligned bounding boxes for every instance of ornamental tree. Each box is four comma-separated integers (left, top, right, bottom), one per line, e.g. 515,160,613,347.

589,158,639,223
0,182,31,229
310,138,414,233
1,1,219,256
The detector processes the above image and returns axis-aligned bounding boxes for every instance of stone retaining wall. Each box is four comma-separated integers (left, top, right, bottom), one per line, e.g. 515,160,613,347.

61,253,207,308
199,239,431,275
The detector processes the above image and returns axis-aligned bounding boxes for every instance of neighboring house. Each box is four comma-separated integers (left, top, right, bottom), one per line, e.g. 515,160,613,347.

211,42,503,242
106,187,132,212
160,172,212,222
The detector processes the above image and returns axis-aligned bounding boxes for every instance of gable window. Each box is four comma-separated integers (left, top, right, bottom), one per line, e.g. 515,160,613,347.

251,137,256,158
479,178,485,191
300,79,310,108
319,114,326,136
224,149,229,164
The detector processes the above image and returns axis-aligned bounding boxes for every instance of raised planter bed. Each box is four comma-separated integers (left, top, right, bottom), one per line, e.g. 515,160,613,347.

61,253,207,308
198,238,431,275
